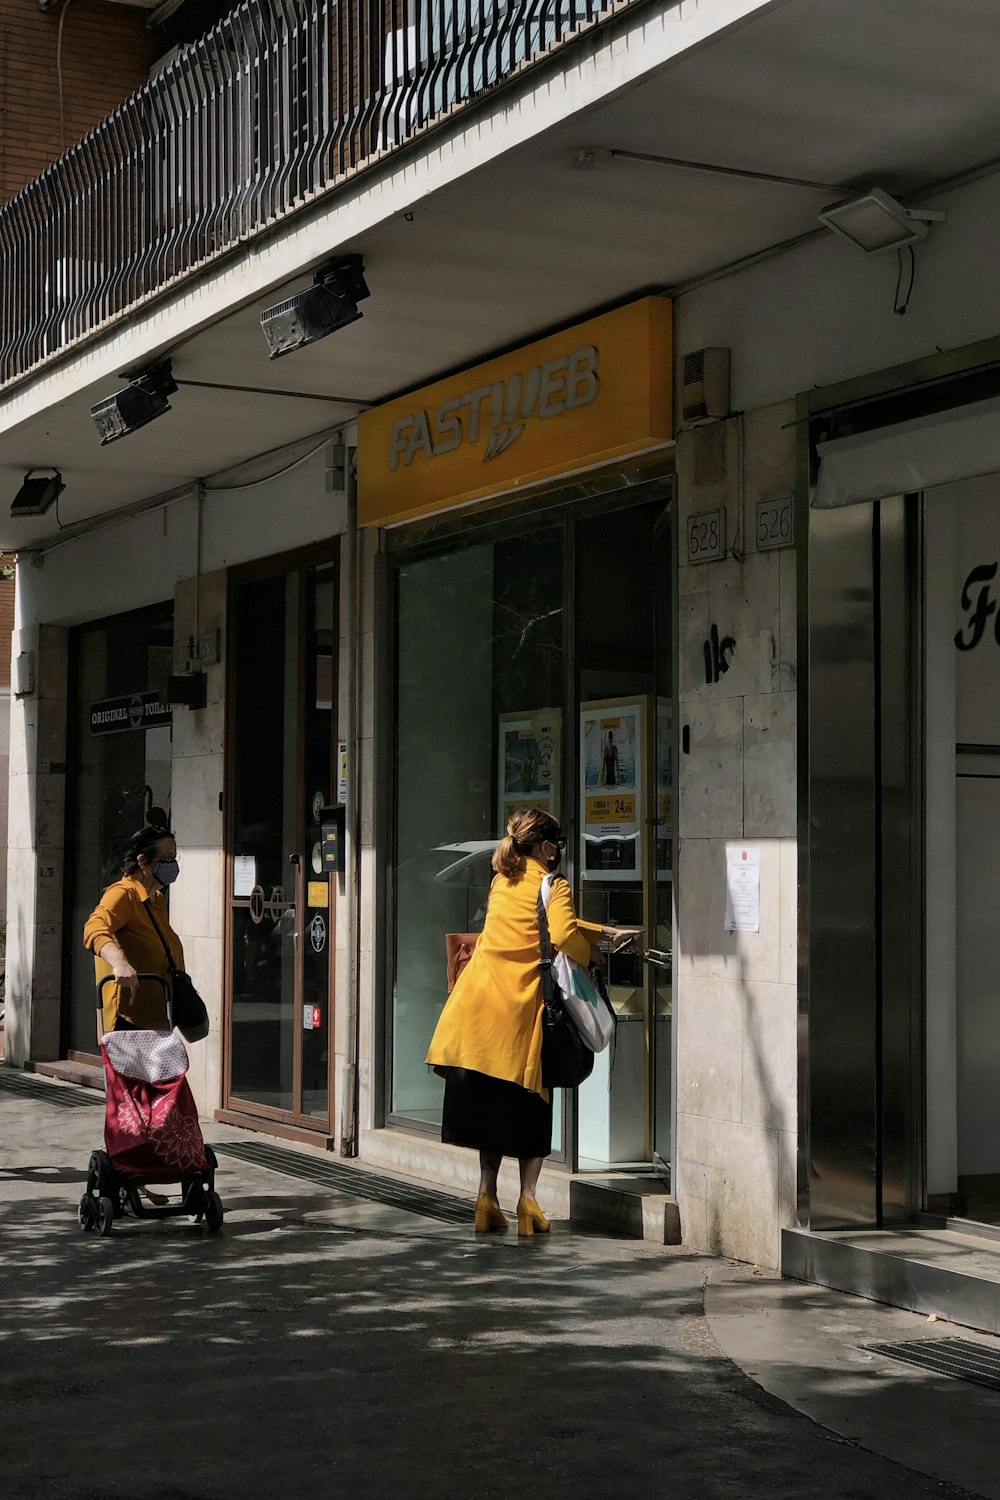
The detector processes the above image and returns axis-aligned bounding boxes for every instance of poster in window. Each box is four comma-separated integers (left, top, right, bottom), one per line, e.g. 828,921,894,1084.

497,709,561,834
580,699,643,881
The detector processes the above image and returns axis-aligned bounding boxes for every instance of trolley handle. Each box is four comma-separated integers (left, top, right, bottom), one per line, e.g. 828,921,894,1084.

98,971,173,1028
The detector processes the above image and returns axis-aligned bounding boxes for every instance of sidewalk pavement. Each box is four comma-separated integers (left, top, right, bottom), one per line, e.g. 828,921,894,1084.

1,1069,998,1500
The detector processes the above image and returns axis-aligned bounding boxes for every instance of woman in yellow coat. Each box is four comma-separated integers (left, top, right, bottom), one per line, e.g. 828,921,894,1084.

426,808,640,1236
84,824,184,1037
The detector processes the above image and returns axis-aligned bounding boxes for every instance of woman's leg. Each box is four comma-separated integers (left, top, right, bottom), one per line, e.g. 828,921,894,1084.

518,1156,544,1202
478,1152,502,1201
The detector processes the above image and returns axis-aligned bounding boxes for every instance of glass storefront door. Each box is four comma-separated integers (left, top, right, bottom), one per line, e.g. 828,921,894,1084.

225,555,338,1128
65,602,174,1055
389,481,675,1175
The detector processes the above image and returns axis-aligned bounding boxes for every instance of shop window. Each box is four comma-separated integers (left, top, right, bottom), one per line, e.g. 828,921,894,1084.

391,529,564,1131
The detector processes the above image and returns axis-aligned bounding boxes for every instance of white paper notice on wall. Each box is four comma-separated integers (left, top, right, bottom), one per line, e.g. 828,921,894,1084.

725,846,761,933
233,855,256,898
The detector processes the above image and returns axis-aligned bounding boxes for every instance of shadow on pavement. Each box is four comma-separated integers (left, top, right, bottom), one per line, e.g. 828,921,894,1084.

0,1163,986,1500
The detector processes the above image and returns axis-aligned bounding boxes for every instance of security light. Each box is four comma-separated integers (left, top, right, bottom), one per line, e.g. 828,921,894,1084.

260,256,370,359
819,188,944,255
90,360,178,445
10,468,64,518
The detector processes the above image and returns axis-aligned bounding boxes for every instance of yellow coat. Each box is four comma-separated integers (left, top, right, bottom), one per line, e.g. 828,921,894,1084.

83,876,185,1036
426,857,603,1098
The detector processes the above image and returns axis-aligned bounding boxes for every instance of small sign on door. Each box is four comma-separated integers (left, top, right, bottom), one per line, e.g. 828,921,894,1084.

302,1004,322,1031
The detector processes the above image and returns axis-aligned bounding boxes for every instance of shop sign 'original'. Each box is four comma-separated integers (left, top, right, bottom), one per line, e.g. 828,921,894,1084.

358,296,672,527
90,691,172,737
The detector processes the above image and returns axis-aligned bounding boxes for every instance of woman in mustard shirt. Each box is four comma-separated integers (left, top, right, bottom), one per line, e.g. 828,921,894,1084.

84,824,184,1036
426,809,640,1236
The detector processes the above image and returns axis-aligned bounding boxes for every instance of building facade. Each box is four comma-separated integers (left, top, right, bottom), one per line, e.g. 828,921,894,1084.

4,0,1000,1325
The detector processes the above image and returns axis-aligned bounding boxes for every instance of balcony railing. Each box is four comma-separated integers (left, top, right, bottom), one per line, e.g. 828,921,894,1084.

0,0,623,389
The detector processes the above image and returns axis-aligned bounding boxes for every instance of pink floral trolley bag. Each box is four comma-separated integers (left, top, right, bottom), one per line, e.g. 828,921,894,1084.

78,974,224,1237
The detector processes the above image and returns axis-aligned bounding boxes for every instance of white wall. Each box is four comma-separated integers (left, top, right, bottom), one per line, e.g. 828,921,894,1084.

677,172,1000,415
16,447,348,629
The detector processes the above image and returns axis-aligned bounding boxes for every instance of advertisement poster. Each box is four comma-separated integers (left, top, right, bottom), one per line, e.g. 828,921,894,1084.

580,700,643,881
497,709,561,834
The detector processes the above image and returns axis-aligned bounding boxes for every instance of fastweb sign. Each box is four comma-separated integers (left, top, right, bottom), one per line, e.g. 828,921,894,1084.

388,346,599,471
358,296,672,527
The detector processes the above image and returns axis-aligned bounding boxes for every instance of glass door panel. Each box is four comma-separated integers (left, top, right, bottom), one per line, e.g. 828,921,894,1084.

227,557,338,1126
301,564,336,1119
575,497,667,1170
651,505,674,1177
66,603,173,1055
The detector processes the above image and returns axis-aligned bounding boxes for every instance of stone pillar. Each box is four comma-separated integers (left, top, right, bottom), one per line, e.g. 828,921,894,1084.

169,570,226,1114
5,624,68,1066
674,402,798,1268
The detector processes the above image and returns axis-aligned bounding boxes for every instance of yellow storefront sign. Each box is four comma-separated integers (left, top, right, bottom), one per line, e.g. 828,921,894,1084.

585,794,637,825
358,296,672,527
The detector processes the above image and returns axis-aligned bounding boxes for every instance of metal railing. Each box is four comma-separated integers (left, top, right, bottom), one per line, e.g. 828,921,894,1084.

0,0,624,388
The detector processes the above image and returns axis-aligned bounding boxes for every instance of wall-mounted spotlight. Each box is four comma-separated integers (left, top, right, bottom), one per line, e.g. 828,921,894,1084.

819,188,945,255
10,468,64,518
90,360,178,445
260,255,370,360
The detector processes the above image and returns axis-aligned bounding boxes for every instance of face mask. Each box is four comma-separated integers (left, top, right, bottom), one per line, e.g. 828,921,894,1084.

155,859,180,886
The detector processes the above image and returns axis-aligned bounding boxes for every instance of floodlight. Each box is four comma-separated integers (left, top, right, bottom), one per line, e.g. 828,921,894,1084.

91,360,178,445
10,468,64,518
819,188,945,255
260,255,370,359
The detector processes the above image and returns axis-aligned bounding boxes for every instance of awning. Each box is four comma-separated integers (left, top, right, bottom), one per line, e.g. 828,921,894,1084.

813,395,1000,508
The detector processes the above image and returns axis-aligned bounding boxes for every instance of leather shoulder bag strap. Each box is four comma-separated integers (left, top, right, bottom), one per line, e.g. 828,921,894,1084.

144,899,180,979
536,883,557,1019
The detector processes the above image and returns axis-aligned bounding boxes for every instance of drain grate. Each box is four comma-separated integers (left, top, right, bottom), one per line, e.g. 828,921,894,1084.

0,1069,101,1109
864,1337,1000,1392
212,1139,470,1226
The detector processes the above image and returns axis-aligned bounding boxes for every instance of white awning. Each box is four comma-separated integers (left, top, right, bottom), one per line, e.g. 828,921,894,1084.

813,395,1000,508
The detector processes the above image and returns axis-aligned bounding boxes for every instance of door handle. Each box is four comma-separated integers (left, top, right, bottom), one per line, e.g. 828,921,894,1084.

289,853,300,866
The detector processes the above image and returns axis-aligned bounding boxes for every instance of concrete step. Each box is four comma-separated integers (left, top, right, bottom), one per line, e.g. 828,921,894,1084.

783,1224,1000,1336
29,1058,104,1092
570,1173,681,1244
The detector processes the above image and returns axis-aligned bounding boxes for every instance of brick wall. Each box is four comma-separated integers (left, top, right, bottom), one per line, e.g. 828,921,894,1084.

0,1,156,203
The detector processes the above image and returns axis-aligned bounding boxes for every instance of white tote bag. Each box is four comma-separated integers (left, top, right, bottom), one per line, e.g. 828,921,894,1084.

541,875,616,1053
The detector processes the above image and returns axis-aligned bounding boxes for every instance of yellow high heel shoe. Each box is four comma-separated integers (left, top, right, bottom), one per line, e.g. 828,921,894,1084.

475,1194,509,1232
516,1196,551,1237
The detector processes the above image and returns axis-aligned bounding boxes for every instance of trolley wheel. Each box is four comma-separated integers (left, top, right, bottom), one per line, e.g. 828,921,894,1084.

96,1196,115,1237
78,1194,97,1233
204,1191,224,1233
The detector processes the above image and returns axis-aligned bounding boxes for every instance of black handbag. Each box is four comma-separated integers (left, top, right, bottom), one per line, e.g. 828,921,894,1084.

536,889,594,1090
145,901,210,1044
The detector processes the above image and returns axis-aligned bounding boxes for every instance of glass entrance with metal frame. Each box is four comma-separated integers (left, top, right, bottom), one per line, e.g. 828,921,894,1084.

387,479,676,1177
224,552,338,1130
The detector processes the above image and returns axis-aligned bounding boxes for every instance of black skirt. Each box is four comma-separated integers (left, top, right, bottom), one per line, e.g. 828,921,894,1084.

441,1068,553,1159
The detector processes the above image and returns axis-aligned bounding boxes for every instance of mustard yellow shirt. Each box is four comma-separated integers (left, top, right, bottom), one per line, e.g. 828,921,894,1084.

84,875,185,1036
425,858,603,1097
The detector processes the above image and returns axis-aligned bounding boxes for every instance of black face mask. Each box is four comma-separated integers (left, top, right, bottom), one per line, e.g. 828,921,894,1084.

545,840,565,872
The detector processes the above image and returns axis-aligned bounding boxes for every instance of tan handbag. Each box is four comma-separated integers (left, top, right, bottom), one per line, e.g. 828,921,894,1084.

445,932,478,992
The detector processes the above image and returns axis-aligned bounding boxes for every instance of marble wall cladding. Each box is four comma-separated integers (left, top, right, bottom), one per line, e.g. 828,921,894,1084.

676,975,743,1123
674,404,799,1269
743,401,796,530
678,697,744,838
4,623,69,1065
743,691,796,838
